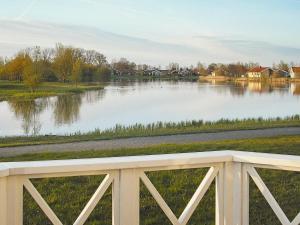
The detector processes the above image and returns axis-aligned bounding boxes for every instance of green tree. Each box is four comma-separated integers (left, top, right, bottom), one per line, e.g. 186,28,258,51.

196,62,207,75
5,52,31,81
0,57,4,79
71,59,83,87
95,65,111,82
53,44,76,82
23,60,42,92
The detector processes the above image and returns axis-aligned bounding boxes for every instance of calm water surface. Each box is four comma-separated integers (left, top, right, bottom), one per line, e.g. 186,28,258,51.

1,80,300,136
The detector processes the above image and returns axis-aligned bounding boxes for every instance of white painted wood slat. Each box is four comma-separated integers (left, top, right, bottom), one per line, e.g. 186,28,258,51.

291,213,300,225
73,174,114,225
179,167,219,225
140,172,180,225
24,179,63,225
247,166,291,225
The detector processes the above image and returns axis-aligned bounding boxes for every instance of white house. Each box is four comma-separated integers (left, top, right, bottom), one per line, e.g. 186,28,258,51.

247,67,272,78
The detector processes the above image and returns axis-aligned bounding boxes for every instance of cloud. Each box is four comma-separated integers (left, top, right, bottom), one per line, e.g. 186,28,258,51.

0,20,299,66
0,20,212,65
192,35,300,64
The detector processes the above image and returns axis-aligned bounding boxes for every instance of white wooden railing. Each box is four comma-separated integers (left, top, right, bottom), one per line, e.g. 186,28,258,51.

0,150,300,225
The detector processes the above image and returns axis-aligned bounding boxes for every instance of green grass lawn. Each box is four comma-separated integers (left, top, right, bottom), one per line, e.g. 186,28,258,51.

0,81,104,101
2,115,300,148
1,135,300,225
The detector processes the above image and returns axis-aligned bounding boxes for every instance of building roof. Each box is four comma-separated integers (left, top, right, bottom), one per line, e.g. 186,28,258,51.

274,69,288,73
291,67,300,73
248,66,270,73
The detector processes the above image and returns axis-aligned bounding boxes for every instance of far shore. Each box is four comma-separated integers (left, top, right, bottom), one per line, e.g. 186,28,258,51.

200,75,300,83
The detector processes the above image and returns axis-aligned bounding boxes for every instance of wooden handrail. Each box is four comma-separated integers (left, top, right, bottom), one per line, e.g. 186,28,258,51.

0,150,299,225
1,151,300,177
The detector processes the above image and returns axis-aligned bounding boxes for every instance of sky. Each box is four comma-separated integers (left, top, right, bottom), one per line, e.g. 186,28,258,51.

0,0,300,66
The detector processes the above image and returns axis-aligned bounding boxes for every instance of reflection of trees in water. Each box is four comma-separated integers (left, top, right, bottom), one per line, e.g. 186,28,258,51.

291,83,300,96
82,90,106,104
226,82,247,97
53,90,106,125
272,82,289,96
53,95,82,125
228,85,246,96
210,84,231,95
8,98,48,136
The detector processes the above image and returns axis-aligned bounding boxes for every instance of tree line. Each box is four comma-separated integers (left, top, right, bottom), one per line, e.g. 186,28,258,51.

0,44,113,91
0,44,299,91
193,60,299,77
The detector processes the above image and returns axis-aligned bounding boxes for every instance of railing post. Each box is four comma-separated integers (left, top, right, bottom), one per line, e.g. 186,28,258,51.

112,171,120,225
242,164,249,225
6,176,23,225
224,162,242,225
216,164,224,225
112,169,140,225
0,177,7,225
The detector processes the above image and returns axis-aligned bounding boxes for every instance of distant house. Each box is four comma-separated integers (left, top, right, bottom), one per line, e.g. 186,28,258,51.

144,69,169,76
272,69,289,78
149,69,161,76
159,70,169,76
211,71,217,77
247,67,273,78
169,68,194,76
178,68,194,76
290,67,300,79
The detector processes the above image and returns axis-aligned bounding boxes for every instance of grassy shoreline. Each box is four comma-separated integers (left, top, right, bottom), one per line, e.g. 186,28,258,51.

1,136,300,225
0,81,105,101
1,115,300,148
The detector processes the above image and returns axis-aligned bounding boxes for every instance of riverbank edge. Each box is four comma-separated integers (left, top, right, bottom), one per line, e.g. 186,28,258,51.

0,81,105,102
199,75,300,83
2,116,300,148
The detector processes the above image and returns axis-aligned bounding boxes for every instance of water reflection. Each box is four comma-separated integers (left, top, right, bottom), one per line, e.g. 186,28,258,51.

291,83,300,96
84,89,106,103
2,81,300,136
8,98,49,135
203,80,291,95
5,89,106,135
53,90,106,125
53,95,82,125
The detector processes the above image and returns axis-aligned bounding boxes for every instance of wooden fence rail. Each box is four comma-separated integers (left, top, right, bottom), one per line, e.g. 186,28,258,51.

0,150,299,225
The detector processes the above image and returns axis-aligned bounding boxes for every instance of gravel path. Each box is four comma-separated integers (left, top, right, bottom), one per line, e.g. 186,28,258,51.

1,127,300,157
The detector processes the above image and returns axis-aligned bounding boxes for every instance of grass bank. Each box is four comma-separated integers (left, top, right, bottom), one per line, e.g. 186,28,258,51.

1,136,299,225
2,115,300,148
0,81,104,101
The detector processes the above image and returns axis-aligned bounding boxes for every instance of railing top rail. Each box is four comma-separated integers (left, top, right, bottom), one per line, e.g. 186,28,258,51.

232,151,300,169
0,151,232,177
0,151,300,178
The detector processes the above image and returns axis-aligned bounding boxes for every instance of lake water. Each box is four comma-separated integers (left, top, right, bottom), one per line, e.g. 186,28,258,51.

1,80,300,136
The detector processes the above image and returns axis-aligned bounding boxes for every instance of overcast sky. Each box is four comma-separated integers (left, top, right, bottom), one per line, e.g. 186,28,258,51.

1,0,300,66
